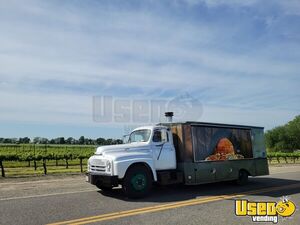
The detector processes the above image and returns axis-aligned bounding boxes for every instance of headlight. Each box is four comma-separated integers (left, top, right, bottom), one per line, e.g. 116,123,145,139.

106,160,112,172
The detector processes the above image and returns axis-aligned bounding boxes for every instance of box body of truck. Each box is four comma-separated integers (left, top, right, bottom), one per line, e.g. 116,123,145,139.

159,122,269,185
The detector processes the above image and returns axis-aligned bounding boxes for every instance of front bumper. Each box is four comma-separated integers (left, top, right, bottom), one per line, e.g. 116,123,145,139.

86,173,119,187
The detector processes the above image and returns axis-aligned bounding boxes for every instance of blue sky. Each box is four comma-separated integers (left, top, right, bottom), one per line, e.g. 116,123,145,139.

0,0,299,139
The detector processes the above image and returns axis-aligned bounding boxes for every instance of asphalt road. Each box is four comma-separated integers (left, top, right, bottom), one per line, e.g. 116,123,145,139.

0,165,299,225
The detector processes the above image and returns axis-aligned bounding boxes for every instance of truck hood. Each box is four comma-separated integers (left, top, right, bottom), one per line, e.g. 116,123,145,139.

102,150,152,161
95,142,150,156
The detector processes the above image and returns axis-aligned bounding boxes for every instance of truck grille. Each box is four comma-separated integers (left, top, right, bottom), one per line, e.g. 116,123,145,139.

90,165,106,172
89,157,107,173
91,159,106,166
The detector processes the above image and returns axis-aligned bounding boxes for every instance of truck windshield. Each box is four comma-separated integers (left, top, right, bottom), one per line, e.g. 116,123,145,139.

129,129,151,143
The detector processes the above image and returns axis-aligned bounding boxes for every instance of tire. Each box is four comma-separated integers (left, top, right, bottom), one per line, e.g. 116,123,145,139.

236,170,248,185
122,164,152,198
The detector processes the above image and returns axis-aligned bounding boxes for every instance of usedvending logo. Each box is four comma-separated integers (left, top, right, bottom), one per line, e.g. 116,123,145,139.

235,196,296,223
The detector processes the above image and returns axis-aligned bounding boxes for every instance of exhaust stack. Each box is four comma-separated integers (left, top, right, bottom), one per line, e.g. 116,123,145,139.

165,112,174,123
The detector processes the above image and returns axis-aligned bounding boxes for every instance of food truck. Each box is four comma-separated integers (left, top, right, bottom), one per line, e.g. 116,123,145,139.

87,113,269,198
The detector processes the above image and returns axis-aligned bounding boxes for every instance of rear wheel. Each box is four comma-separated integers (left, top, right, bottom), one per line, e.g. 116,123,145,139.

122,165,152,198
236,170,248,185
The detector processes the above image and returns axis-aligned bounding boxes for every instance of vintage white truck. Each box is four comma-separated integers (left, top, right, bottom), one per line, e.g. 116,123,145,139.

86,112,269,198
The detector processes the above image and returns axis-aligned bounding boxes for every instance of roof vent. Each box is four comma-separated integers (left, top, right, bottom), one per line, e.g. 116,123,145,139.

165,112,174,123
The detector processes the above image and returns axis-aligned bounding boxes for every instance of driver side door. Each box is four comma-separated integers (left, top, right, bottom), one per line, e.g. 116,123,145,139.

152,128,176,170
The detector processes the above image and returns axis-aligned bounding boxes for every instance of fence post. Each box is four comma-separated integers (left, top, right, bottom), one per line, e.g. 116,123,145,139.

80,158,83,173
43,159,47,175
0,160,5,177
276,156,280,163
34,160,37,170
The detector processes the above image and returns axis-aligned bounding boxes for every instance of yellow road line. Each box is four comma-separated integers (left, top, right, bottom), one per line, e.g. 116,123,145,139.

48,183,300,225
49,195,225,225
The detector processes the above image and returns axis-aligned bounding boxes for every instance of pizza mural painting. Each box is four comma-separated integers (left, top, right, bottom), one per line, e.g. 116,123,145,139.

205,138,245,161
192,126,253,162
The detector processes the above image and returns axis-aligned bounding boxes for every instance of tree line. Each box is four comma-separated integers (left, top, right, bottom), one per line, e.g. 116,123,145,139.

0,136,123,145
265,115,300,152
1,115,299,150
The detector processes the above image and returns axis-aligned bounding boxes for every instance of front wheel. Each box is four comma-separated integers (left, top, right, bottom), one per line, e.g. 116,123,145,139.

122,165,152,198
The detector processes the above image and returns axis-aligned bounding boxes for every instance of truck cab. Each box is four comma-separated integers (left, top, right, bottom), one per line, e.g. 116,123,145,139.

87,125,177,198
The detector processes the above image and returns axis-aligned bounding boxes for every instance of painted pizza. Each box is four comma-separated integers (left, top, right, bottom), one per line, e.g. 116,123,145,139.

205,138,244,161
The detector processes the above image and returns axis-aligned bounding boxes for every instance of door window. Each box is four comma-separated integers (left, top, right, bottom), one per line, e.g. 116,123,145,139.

153,129,169,143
